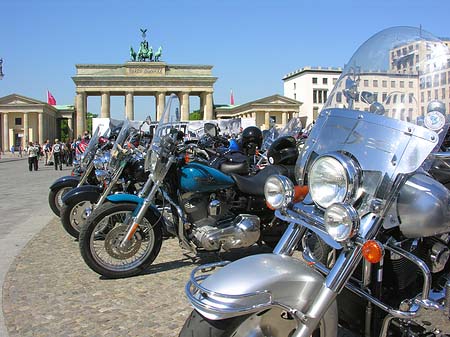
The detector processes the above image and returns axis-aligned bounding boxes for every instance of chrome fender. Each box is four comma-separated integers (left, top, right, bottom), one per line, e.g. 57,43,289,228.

187,253,331,321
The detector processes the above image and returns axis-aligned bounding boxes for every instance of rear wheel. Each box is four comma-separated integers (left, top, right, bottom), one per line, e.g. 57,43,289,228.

79,202,163,278
179,305,337,337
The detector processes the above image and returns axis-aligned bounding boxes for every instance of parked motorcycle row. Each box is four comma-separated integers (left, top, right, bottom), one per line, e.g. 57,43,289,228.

48,26,450,337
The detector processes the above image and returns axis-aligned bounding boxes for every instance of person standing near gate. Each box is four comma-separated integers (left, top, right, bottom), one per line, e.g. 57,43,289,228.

27,141,39,171
51,139,63,170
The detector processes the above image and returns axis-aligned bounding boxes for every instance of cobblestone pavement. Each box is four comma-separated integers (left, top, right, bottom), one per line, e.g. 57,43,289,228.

3,217,271,337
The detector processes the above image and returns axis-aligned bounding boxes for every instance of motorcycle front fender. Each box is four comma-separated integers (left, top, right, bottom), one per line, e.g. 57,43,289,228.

188,253,333,321
61,184,103,204
49,175,80,191
106,193,144,205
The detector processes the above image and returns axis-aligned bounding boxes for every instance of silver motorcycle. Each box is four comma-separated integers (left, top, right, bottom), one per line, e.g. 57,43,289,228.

181,26,450,337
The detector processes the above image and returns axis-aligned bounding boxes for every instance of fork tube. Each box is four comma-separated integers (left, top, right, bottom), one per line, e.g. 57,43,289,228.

273,222,305,256
77,162,94,186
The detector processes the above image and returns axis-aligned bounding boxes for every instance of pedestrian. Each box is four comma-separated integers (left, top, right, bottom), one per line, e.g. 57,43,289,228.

27,141,39,171
10,145,15,156
66,139,73,166
51,138,63,171
43,139,51,165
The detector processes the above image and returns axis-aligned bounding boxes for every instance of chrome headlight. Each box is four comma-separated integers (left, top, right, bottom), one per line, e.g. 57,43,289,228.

264,175,294,210
324,203,359,242
95,169,108,182
93,153,111,170
308,152,360,209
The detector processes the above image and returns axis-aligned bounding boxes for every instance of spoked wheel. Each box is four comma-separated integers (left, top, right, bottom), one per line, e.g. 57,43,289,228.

60,199,95,239
79,202,163,279
48,185,74,217
179,306,337,337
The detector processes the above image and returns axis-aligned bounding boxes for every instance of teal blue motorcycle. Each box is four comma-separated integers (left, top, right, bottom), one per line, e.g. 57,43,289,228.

78,94,294,279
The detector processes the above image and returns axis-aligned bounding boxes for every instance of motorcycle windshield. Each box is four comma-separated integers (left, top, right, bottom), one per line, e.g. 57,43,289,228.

108,119,131,170
144,93,183,176
262,117,303,151
297,26,449,207
81,126,101,165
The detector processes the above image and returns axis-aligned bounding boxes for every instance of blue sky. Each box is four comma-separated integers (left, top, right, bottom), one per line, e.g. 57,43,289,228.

1,0,449,121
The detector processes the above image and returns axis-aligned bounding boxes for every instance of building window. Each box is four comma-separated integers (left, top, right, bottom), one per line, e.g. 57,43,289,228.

293,82,296,90
382,92,387,102
333,78,338,85
441,73,447,85
336,92,342,103
427,90,431,101
442,88,446,99
294,93,297,100
323,78,328,85
313,107,319,119
382,80,387,88
373,92,378,102
313,89,328,104
373,80,378,87
421,92,424,102
409,81,414,88
15,118,22,125
364,79,369,87
426,76,432,88
401,94,405,103
409,93,414,103
400,81,405,88
435,89,439,99
312,77,318,84
270,116,277,123
434,74,439,87
391,81,396,88
393,95,397,104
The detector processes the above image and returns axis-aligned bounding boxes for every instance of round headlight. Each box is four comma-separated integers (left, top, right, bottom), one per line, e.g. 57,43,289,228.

324,203,359,242
308,153,360,209
264,175,294,210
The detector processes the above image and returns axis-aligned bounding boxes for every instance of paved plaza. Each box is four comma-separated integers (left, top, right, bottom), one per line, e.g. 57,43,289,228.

0,156,270,337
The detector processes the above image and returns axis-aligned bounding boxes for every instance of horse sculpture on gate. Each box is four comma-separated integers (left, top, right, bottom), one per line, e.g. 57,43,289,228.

154,46,162,62
130,46,137,61
130,29,163,62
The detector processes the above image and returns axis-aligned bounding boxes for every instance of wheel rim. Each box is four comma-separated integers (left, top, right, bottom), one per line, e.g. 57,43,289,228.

230,307,324,337
55,187,72,210
88,210,156,272
69,201,93,232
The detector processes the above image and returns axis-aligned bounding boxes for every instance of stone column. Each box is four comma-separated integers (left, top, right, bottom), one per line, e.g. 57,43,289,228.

125,92,134,120
156,92,166,121
76,92,86,137
68,117,73,139
38,112,44,145
204,92,213,120
2,113,8,152
264,111,270,129
180,92,190,121
101,92,111,118
282,112,287,126
23,112,29,145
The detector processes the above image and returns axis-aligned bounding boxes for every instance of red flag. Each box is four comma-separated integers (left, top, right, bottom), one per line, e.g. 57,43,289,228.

230,89,235,105
47,90,56,105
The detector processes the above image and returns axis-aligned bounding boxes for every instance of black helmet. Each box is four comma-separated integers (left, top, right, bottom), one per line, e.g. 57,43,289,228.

241,126,263,148
267,136,298,165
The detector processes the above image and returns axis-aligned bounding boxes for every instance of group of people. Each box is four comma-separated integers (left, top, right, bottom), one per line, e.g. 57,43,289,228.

25,132,90,172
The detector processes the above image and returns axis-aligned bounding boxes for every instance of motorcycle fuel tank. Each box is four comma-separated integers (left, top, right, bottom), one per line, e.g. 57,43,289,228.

180,162,235,193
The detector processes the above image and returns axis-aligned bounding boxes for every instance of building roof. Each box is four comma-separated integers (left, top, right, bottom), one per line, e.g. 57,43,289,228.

283,66,343,81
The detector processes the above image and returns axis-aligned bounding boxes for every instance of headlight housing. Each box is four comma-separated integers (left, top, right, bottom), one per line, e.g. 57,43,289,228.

324,203,359,242
264,175,294,210
308,152,360,209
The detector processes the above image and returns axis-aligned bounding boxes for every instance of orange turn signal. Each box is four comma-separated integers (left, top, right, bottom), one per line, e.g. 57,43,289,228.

293,185,309,202
362,240,384,264
185,153,190,163
266,200,276,210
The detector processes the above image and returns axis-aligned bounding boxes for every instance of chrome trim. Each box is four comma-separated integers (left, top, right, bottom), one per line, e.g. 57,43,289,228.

77,161,94,187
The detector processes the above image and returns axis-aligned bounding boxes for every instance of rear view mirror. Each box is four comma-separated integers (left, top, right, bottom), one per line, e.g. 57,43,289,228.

204,123,218,137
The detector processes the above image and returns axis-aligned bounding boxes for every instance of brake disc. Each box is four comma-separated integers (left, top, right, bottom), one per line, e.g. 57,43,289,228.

104,224,142,259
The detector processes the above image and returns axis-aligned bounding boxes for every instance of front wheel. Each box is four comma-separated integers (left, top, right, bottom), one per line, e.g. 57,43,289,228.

179,306,337,337
60,194,99,239
48,181,78,216
79,202,163,279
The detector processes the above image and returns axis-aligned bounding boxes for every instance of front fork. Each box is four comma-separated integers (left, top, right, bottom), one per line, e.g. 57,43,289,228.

77,161,94,187
94,164,126,210
273,214,377,337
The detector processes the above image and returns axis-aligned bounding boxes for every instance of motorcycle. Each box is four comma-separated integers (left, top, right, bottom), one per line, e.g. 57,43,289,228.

48,126,110,216
181,26,450,337
59,119,150,238
78,94,294,278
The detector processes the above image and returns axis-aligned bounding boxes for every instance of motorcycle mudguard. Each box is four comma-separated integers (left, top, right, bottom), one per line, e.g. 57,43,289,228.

61,185,103,204
106,193,144,205
49,175,80,191
189,254,333,321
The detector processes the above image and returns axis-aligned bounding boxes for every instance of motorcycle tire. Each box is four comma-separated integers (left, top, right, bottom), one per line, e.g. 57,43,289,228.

48,181,78,217
179,306,338,337
60,194,99,239
79,202,163,279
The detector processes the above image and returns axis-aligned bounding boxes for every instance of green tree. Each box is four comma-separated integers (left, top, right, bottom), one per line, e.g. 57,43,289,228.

189,109,202,120
86,112,98,134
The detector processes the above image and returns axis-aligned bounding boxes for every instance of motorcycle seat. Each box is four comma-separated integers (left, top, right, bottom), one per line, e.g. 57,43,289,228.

220,161,249,175
231,165,294,196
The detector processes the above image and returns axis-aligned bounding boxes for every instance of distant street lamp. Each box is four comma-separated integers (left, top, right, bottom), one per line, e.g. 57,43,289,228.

0,58,4,80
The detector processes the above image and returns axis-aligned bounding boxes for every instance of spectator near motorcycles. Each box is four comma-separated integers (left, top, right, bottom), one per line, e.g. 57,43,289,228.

51,139,63,171
43,139,52,165
26,141,39,171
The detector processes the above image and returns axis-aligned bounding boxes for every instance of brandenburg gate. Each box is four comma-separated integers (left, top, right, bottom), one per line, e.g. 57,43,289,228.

72,62,217,136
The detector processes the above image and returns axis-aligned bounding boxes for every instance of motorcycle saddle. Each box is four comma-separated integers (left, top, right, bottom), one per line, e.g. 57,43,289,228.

231,165,294,196
220,161,249,175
